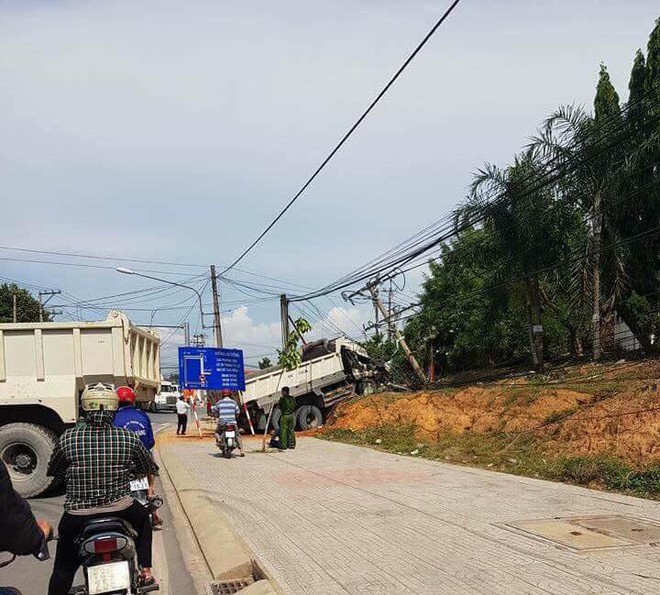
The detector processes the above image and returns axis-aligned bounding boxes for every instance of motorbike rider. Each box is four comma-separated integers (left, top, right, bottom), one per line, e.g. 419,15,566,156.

0,461,52,588
113,385,162,527
212,389,245,457
46,383,158,595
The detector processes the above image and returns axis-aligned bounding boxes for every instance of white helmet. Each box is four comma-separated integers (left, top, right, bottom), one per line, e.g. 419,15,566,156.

81,383,118,412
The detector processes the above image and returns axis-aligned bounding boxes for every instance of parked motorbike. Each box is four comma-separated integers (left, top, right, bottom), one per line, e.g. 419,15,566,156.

70,517,159,595
215,424,237,459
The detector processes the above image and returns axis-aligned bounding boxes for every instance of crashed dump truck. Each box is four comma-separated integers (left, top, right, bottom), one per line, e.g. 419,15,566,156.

242,338,387,431
0,311,160,497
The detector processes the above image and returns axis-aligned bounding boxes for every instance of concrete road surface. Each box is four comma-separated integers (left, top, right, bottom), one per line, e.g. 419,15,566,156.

162,435,660,595
1,412,196,595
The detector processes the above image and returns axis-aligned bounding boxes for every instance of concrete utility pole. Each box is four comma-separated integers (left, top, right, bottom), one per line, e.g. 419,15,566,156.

12,294,17,323
387,280,393,341
368,283,426,384
38,290,61,323
185,321,190,346
373,286,380,340
209,265,223,348
280,294,289,350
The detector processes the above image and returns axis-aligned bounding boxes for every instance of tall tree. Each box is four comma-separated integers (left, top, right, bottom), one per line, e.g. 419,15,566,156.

457,151,569,368
0,283,48,323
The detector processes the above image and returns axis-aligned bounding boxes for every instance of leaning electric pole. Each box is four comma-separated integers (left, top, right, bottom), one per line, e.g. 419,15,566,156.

344,277,427,385
367,283,427,384
210,265,223,348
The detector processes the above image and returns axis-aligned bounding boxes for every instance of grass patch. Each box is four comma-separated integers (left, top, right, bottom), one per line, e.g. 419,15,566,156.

320,425,660,499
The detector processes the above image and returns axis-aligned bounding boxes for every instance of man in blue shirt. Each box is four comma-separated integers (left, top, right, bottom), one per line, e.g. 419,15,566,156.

212,389,245,457
113,386,162,526
113,386,155,450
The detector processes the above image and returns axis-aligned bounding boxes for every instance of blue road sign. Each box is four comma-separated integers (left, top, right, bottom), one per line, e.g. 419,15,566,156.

178,347,246,391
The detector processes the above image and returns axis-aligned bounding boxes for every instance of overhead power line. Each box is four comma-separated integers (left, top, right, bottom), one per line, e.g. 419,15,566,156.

219,0,463,275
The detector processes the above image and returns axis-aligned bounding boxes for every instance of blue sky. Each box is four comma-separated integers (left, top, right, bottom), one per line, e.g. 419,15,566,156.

1,0,658,368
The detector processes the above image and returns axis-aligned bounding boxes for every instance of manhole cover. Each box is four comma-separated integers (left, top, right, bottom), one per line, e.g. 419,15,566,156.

505,515,660,551
573,515,660,544
211,578,254,595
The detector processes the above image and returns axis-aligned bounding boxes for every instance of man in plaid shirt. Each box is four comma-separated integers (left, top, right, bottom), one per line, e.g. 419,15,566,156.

46,384,158,595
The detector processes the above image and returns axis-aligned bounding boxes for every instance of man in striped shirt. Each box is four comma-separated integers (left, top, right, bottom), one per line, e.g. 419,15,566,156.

212,389,245,457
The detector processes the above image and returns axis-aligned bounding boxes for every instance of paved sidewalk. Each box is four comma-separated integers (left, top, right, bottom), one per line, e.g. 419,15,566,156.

161,437,660,595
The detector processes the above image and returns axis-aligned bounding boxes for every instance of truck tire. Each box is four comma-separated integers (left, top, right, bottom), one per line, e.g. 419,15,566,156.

0,423,59,498
296,405,323,431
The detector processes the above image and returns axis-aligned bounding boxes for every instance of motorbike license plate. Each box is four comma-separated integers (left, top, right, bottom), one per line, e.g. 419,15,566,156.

225,430,236,438
87,561,131,594
130,477,149,491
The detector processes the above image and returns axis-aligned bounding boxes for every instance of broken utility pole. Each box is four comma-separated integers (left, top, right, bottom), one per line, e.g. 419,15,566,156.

367,283,427,384
210,265,223,348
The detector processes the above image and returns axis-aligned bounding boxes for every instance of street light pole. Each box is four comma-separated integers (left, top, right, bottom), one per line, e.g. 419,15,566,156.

115,267,208,328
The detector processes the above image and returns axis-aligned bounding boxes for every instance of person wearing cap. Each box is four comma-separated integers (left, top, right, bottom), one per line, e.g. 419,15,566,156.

211,389,245,457
113,386,162,527
46,383,158,594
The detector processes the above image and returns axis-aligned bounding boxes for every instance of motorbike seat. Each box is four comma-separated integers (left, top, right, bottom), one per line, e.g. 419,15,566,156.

78,517,137,541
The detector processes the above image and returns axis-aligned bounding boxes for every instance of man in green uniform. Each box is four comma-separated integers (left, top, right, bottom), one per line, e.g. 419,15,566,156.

278,386,296,450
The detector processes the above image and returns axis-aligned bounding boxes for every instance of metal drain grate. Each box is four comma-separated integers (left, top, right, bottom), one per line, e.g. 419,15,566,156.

211,578,254,595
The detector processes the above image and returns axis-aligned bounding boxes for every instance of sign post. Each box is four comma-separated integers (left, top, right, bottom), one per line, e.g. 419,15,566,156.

178,347,246,391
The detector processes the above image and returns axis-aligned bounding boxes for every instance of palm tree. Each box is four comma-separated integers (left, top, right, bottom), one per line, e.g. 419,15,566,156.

456,151,564,369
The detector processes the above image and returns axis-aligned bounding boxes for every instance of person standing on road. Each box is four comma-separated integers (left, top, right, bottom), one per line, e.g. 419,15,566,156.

278,386,296,450
176,395,190,435
46,383,158,594
212,389,245,457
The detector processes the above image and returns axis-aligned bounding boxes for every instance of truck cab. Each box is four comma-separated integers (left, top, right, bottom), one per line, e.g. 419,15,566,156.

154,380,181,412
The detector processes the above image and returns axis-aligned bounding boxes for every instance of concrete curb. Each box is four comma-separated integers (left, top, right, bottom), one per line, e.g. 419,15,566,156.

157,435,283,595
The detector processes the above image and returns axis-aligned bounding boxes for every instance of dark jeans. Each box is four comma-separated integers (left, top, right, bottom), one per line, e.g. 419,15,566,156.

177,413,188,435
47,500,152,595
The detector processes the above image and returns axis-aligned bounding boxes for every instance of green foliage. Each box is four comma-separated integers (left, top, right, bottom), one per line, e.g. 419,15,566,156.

258,357,273,369
0,283,48,323
277,317,312,371
403,17,660,373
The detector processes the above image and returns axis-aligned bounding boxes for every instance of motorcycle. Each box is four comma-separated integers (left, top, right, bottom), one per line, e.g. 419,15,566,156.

0,528,54,595
70,517,159,595
215,424,237,459
0,554,25,595
129,477,163,525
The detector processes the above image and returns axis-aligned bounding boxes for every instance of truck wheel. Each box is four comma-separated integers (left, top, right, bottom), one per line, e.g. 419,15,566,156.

296,405,323,431
0,423,58,498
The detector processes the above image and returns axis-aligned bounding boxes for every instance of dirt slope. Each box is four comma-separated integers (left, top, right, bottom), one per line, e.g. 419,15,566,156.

328,360,660,465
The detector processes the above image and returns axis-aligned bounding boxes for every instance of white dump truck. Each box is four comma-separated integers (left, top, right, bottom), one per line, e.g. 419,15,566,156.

154,379,181,412
241,338,387,432
0,311,160,497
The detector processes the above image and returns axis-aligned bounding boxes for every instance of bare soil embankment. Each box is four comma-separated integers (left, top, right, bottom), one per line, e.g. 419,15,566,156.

322,360,660,497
